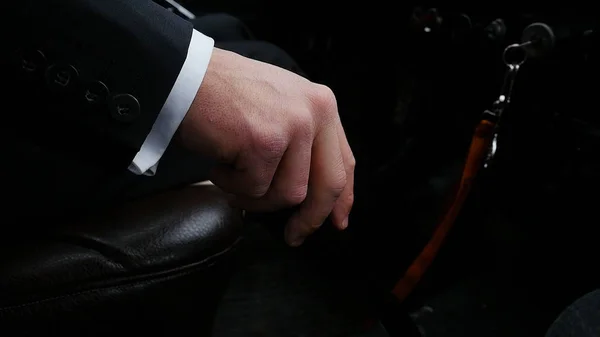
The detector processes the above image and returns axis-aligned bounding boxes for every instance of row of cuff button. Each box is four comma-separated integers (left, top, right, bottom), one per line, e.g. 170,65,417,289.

17,49,140,123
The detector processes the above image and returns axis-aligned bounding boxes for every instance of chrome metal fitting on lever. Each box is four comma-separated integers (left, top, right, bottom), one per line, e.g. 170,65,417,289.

483,22,554,168
483,42,528,167
488,43,526,119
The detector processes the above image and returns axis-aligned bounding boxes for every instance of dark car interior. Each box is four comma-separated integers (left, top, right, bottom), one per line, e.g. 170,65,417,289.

2,1,599,336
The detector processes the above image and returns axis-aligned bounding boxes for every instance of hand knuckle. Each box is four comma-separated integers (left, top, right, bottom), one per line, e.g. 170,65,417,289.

348,154,357,171
344,191,355,207
282,186,308,206
330,173,347,198
253,130,287,161
293,111,315,139
248,182,270,198
310,84,338,113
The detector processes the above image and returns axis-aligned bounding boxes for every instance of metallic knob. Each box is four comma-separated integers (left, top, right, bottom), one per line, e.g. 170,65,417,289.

485,18,507,42
521,22,555,58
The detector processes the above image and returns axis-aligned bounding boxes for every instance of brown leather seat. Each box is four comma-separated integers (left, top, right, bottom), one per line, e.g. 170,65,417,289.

0,185,243,337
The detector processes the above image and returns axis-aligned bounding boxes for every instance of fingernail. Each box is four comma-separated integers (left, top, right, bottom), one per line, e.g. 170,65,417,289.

286,232,306,247
285,227,305,247
289,236,306,247
340,217,349,230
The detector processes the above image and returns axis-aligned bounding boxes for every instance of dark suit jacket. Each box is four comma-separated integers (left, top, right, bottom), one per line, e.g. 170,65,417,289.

2,0,194,221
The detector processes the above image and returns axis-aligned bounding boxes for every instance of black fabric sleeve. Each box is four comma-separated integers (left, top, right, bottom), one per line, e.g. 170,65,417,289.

3,0,193,168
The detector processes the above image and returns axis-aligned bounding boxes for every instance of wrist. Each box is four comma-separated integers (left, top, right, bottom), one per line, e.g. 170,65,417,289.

178,47,229,150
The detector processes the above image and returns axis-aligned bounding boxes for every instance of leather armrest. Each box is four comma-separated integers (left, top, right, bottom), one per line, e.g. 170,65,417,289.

0,185,243,336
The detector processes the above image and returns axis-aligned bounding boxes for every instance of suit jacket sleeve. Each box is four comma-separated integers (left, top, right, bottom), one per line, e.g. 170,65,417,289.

4,0,193,169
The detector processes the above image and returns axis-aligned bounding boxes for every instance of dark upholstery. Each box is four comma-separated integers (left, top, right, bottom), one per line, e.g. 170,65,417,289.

0,185,243,336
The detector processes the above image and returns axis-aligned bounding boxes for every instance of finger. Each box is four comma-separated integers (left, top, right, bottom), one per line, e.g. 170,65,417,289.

210,144,284,198
284,125,346,247
330,121,356,230
234,136,312,212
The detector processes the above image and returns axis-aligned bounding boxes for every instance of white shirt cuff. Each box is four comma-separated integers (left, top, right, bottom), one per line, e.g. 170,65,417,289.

128,29,214,176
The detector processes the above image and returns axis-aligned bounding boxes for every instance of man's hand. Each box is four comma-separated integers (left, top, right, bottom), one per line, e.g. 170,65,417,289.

180,48,355,246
